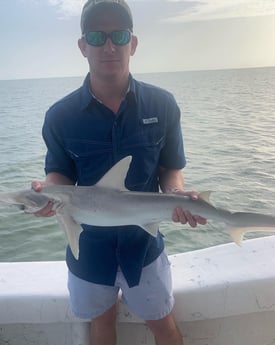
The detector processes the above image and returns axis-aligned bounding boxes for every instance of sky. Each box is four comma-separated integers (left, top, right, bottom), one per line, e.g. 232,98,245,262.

0,0,275,80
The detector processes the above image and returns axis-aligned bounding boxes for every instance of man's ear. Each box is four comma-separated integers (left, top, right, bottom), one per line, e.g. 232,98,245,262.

78,38,88,57
130,35,138,56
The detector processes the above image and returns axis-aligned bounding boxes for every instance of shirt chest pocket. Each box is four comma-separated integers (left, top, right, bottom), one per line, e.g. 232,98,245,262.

65,139,114,185
118,119,165,151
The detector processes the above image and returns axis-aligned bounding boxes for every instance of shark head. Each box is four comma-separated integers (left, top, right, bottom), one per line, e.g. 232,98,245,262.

0,190,50,213
21,191,50,213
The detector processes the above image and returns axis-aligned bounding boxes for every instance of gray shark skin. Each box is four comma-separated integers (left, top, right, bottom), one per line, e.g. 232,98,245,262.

1,156,275,259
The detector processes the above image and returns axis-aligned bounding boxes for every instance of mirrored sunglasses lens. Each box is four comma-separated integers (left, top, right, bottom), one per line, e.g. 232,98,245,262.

86,32,106,46
111,30,131,45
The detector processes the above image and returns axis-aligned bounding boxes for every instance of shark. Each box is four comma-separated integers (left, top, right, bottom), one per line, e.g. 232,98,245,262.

1,156,275,259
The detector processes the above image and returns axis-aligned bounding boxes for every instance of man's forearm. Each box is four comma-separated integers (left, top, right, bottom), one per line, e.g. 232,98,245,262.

158,167,185,193
45,172,75,185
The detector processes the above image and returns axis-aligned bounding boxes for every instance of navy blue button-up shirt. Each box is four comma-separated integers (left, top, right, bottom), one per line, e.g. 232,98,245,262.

42,74,186,287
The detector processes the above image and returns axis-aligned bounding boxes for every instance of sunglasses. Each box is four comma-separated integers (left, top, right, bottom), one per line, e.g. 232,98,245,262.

83,29,132,47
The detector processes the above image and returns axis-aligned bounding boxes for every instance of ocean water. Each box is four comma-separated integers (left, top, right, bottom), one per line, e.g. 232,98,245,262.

0,67,275,262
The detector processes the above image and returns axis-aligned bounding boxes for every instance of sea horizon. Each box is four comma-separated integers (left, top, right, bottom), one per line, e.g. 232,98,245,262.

1,65,275,82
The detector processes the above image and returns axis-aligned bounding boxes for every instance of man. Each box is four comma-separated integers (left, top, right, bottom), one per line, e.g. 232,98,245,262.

33,1,206,344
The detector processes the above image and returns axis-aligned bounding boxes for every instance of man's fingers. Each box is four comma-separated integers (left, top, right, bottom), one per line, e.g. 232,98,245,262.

194,215,207,225
172,208,207,227
173,190,199,200
32,180,43,192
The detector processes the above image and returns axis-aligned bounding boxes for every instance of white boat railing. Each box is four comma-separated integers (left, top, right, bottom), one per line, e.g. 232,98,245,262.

1,236,275,345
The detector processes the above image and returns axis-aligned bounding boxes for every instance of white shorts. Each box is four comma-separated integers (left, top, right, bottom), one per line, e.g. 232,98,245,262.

67,251,174,321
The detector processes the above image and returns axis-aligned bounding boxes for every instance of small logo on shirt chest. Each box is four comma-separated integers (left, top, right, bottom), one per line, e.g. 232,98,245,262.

142,117,159,125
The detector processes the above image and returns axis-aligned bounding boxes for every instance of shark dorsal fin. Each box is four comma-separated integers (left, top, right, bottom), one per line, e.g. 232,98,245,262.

96,156,132,191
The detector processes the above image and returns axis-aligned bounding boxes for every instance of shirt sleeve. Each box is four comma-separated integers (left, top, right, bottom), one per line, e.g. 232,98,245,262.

159,95,186,169
42,108,77,183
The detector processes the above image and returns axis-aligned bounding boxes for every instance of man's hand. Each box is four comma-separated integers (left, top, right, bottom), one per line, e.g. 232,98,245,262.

171,190,207,228
31,172,74,217
31,180,56,217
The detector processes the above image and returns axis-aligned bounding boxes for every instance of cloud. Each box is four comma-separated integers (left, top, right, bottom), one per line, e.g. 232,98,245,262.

45,0,195,22
164,0,275,22
48,0,85,18
46,0,275,22
46,0,201,17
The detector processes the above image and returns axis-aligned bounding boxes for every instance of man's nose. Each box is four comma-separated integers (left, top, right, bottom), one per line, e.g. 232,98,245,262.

103,38,115,52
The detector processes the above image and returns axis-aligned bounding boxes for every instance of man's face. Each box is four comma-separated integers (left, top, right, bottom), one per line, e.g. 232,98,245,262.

79,7,137,80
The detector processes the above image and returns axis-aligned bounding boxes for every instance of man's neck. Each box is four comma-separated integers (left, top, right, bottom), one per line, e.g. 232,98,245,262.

89,73,130,113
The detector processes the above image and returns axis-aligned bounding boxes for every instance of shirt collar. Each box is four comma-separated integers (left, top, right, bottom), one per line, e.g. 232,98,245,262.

80,73,137,111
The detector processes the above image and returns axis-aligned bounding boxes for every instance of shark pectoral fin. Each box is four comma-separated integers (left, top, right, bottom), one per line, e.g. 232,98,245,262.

140,223,159,237
229,227,248,246
56,213,83,260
